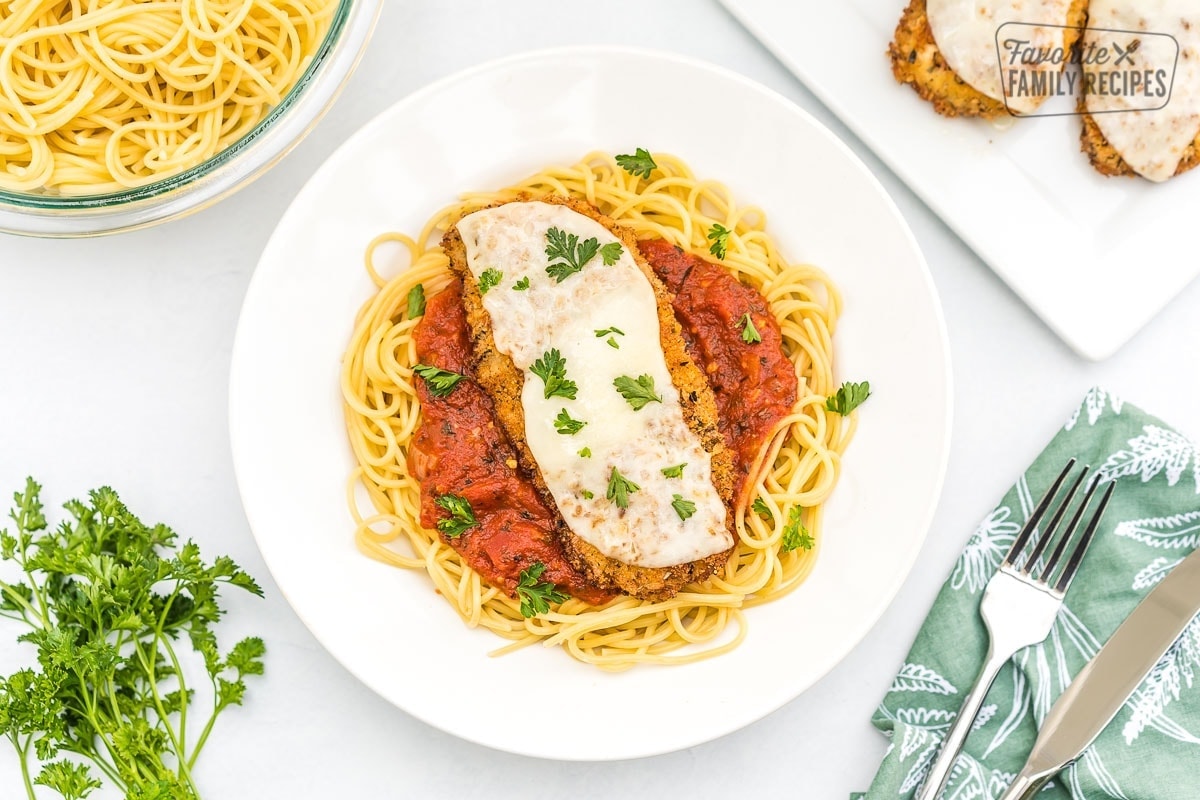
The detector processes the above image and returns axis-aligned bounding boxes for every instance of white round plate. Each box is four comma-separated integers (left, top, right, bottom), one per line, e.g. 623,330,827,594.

229,46,952,761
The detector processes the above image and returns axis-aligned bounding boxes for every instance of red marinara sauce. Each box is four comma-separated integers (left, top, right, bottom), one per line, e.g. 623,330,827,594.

638,239,798,504
408,282,612,605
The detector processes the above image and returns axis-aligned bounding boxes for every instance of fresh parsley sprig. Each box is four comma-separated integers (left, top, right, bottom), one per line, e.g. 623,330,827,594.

671,494,697,521
599,242,623,265
512,276,530,291
434,494,477,538
413,364,466,397
545,227,597,282
406,283,426,318
739,313,762,345
530,349,578,400
606,468,640,509
554,409,587,436
661,463,686,479
614,374,662,411
615,148,658,179
751,497,773,523
781,507,814,552
708,223,732,259
0,480,265,800
516,562,567,618
478,268,502,295
826,381,871,415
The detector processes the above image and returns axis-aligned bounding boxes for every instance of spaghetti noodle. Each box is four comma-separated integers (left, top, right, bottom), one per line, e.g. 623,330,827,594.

0,0,334,194
341,152,856,670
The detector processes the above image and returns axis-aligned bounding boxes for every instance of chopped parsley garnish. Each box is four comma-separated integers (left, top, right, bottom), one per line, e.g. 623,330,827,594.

413,364,466,397
781,507,814,552
825,381,871,415
751,497,773,523
614,374,662,411
582,489,594,499
707,223,732,259
671,494,697,521
512,276,530,291
434,494,477,538
530,348,578,400
406,283,426,318
478,268,503,295
739,312,762,344
545,226,601,283
615,148,658,179
554,409,587,435
661,463,686,478
595,326,625,349
516,562,567,618
606,468,640,509
578,447,592,458
599,241,623,265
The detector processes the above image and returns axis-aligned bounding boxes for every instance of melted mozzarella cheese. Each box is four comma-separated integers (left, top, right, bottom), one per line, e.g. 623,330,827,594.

1085,1,1200,182
455,202,731,569
927,0,1073,114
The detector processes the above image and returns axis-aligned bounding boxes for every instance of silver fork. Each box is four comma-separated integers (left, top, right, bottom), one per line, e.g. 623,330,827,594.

915,459,1116,800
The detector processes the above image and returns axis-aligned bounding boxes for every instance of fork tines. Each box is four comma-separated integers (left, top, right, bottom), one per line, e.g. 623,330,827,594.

1001,459,1116,596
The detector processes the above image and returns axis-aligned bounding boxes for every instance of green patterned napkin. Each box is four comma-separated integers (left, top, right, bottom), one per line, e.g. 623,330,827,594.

859,389,1200,800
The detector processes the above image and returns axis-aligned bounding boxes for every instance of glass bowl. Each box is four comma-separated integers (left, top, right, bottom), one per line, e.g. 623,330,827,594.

0,0,381,238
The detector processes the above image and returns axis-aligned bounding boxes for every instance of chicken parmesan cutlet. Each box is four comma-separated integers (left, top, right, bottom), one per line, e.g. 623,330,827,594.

1079,2,1200,182
889,0,1088,118
441,195,736,601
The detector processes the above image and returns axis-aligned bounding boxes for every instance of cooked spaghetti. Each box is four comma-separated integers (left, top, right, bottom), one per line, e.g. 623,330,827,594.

341,152,856,670
0,0,335,194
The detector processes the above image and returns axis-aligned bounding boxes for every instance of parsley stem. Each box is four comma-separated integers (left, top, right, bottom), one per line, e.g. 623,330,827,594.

0,576,45,628
14,733,36,800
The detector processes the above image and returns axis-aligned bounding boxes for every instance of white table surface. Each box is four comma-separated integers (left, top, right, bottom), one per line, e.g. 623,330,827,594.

2,2,1198,798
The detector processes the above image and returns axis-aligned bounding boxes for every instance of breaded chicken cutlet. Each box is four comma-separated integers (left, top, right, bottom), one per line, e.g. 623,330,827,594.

442,194,736,601
889,0,1088,118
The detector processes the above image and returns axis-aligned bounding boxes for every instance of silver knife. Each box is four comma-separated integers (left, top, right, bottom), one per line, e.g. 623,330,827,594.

998,546,1200,800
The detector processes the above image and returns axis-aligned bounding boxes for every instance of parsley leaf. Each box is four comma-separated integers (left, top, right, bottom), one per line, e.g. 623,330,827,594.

0,479,266,800
613,374,662,411
825,381,871,415
530,348,578,400
434,494,477,538
671,494,697,521
707,223,732,259
751,497,773,523
599,241,623,265
413,364,466,397
512,276,530,291
661,463,686,478
516,562,567,618
582,489,594,499
578,447,592,458
406,283,426,318
615,148,658,179
554,409,587,435
782,507,814,552
739,313,762,344
606,468,641,509
596,326,625,350
478,268,502,295
545,227,601,283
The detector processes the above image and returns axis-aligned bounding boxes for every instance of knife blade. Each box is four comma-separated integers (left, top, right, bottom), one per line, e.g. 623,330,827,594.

999,545,1200,800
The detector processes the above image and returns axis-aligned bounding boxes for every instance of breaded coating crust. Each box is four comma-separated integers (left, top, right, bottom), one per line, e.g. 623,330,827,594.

442,194,735,601
889,0,1088,118
1080,107,1200,179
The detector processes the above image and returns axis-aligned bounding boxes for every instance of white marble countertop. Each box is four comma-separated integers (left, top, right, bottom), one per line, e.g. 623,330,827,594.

2,2,1198,797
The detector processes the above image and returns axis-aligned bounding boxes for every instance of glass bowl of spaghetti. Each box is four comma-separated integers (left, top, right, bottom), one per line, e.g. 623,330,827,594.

0,0,380,237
